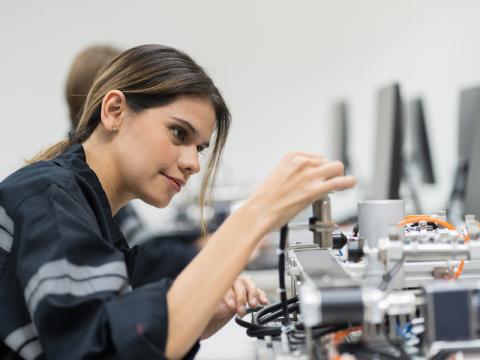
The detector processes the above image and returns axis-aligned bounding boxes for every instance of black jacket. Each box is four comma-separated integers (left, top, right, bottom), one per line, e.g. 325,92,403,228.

0,144,198,359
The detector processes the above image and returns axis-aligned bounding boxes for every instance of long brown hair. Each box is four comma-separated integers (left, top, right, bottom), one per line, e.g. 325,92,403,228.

31,44,231,231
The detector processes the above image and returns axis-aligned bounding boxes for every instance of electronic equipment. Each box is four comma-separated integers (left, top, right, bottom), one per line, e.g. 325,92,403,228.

464,111,480,218
400,97,436,214
237,196,480,359
407,98,436,184
331,101,350,174
448,86,480,216
458,86,480,163
370,83,404,200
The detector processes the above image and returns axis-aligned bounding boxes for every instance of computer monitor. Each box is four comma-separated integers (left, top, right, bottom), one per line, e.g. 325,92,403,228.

407,98,436,184
331,101,350,173
458,86,480,163
464,116,480,217
447,86,480,213
370,83,404,200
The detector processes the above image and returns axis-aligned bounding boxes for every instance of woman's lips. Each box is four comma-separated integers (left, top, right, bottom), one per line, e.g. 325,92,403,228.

162,174,182,192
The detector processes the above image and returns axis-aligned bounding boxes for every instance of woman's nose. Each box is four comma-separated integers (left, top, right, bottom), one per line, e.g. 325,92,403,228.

178,146,200,175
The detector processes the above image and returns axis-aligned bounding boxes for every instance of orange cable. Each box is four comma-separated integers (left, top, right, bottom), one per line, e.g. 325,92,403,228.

333,326,362,344
404,214,423,220
401,215,467,279
454,260,465,279
330,326,362,360
399,215,456,230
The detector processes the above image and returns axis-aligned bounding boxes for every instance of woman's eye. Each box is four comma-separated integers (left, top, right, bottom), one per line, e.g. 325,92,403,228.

197,145,207,155
170,127,187,142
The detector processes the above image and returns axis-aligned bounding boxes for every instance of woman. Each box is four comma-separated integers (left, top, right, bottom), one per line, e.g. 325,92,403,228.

63,44,201,285
0,44,356,359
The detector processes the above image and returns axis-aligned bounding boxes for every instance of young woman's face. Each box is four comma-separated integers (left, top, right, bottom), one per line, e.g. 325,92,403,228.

114,95,216,208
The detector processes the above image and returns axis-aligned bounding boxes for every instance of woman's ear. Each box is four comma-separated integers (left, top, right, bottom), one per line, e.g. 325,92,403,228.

100,90,127,133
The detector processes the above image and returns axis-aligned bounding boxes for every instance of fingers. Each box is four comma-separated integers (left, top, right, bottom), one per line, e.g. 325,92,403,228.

308,160,345,180
284,151,327,161
303,160,356,194
250,151,357,235
242,276,259,308
318,175,357,193
232,278,247,316
258,289,268,305
284,153,330,173
285,155,349,185
230,276,269,316
224,288,236,312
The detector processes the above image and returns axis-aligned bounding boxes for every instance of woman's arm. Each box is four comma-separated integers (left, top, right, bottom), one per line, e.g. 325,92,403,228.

166,153,356,358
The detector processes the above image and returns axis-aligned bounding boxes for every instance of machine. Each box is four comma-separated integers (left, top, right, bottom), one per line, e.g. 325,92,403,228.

236,196,480,359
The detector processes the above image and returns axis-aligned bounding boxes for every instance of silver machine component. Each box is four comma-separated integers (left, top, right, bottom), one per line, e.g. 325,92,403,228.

358,199,405,248
252,197,480,359
309,195,336,248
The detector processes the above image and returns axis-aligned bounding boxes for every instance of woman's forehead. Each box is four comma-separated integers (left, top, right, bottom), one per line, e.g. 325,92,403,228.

165,96,216,132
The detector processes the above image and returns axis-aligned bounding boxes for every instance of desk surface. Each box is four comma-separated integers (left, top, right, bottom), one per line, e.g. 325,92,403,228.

197,269,278,360
197,318,257,360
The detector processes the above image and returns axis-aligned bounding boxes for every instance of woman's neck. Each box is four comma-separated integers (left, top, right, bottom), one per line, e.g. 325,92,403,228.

82,137,130,216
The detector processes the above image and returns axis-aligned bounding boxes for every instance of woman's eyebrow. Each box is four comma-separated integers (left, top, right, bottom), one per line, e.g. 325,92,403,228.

172,117,197,134
171,116,210,148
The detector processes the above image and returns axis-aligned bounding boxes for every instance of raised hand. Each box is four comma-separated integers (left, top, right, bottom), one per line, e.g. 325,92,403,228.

244,152,356,231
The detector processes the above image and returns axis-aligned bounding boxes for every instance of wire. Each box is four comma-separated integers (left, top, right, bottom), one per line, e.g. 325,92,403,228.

401,215,468,279
453,224,473,279
403,215,422,220
235,297,298,339
278,224,289,327
235,307,284,338
235,296,348,342
453,260,465,279
333,326,362,345
254,301,299,325
399,215,456,230
238,226,296,344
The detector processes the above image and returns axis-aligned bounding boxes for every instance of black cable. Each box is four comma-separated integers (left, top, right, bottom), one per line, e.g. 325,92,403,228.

236,297,297,329
254,297,298,325
237,222,355,345
235,298,299,339
252,296,298,325
235,307,283,338
236,298,349,341
279,224,289,327
247,326,282,338
235,307,264,330
235,222,293,342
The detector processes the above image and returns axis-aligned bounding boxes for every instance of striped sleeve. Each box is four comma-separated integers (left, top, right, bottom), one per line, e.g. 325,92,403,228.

0,205,13,279
0,205,13,253
14,183,172,360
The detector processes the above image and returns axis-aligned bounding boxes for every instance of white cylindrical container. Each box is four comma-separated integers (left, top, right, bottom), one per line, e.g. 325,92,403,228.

358,200,405,247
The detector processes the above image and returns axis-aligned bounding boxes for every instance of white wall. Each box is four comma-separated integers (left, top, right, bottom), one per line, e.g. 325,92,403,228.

1,0,480,216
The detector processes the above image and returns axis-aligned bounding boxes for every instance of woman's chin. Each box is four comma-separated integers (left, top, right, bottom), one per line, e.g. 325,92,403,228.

149,195,174,208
